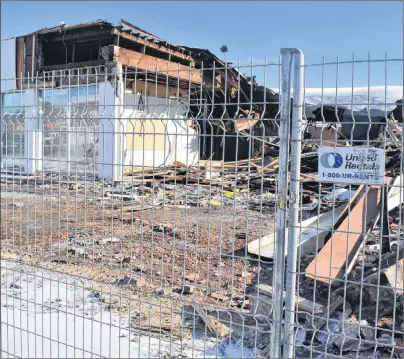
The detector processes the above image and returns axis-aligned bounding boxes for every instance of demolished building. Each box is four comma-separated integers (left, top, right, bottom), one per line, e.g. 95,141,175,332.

0,19,280,179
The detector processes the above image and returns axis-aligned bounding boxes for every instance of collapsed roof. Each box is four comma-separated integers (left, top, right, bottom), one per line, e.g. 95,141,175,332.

15,19,280,127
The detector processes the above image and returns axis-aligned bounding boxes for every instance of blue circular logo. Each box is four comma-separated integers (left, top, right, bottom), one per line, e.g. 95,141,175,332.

320,152,343,169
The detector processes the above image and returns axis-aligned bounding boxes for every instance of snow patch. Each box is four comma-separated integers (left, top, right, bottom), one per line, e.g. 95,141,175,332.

303,86,403,111
1,261,255,358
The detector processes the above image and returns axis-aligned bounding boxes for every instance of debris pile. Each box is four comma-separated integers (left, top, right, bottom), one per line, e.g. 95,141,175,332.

1,102,403,357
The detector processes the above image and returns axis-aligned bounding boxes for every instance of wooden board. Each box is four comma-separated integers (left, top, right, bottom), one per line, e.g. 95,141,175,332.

247,205,346,259
346,177,395,275
116,46,201,83
234,119,259,132
193,304,232,338
305,185,383,284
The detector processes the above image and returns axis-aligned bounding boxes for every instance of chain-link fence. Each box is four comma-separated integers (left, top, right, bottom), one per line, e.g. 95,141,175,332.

1,49,403,358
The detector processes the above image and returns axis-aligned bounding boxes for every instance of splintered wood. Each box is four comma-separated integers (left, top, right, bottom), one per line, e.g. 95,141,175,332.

193,304,232,338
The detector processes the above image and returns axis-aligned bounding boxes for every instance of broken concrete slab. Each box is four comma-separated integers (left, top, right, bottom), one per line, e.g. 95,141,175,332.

180,285,195,295
333,317,374,352
311,296,344,330
256,283,324,314
360,320,374,342
315,319,340,347
295,327,307,346
114,275,146,288
384,258,403,295
250,293,272,323
387,174,404,212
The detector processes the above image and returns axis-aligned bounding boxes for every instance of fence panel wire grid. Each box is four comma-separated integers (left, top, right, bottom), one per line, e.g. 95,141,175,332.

0,52,403,359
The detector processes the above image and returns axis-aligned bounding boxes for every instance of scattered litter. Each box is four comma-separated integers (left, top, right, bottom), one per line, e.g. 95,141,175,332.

210,200,222,207
102,236,122,244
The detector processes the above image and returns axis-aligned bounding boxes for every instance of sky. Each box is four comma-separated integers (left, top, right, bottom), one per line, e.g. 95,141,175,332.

1,1,403,88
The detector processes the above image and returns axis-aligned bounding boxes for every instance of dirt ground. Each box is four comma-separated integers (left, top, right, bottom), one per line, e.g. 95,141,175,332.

1,178,277,346
1,176,403,356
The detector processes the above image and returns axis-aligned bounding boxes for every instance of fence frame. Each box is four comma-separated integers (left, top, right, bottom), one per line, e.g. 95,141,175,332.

284,48,305,358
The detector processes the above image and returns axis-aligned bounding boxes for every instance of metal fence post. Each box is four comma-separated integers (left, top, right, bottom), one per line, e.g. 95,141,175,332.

284,48,304,358
270,49,294,359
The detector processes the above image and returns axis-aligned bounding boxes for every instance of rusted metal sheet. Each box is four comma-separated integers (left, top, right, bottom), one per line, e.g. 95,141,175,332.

42,59,106,71
115,46,201,84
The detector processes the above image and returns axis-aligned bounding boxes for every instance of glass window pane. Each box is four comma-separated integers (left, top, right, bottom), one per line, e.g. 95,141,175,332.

1,92,26,172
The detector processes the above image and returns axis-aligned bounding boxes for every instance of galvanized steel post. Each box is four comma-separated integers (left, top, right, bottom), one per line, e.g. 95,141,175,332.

284,48,304,358
269,49,294,359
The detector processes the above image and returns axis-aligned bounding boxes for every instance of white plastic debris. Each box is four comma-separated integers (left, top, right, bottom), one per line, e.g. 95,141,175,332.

322,188,356,202
102,236,122,244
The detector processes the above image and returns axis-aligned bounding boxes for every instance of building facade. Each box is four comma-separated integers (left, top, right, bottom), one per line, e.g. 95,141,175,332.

1,19,280,179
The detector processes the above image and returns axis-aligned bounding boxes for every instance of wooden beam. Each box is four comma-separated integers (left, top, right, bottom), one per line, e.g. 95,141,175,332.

248,204,347,260
120,19,164,42
305,185,383,284
42,59,105,71
235,119,259,132
49,29,111,42
114,34,120,47
72,42,76,63
16,37,24,88
114,46,201,84
193,304,232,338
32,34,36,78
113,29,193,65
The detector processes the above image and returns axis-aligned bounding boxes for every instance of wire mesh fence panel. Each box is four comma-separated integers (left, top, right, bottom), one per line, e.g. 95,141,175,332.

282,53,403,358
1,59,284,358
1,50,402,358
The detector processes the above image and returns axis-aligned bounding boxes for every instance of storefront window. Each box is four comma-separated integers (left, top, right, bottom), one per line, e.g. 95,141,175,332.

40,85,99,174
1,92,25,172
